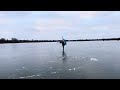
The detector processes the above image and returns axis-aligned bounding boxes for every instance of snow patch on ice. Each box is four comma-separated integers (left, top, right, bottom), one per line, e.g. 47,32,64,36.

90,58,98,61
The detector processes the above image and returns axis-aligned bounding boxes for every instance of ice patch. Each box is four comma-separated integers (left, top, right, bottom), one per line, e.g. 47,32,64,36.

16,69,22,71
90,58,98,61
73,68,76,70
27,76,33,78
69,69,72,71
77,67,84,69
51,72,57,74
36,74,41,76
49,61,56,63
19,77,25,79
72,57,75,59
58,69,62,70
50,67,52,68
71,56,78,59
19,74,41,79
82,57,85,58
26,74,41,78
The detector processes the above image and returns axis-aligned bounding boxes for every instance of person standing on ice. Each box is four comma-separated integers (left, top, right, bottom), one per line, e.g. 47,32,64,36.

60,37,67,51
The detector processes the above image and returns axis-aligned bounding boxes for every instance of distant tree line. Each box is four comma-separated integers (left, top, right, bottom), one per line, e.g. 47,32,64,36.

0,37,120,44
0,38,19,43
0,38,59,44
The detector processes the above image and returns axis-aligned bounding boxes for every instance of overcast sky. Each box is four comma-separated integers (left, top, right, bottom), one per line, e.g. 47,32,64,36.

0,11,120,40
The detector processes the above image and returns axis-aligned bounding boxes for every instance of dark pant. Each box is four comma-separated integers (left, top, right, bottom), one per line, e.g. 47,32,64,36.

62,44,64,51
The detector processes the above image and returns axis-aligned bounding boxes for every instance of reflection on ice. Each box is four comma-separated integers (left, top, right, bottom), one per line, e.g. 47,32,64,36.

62,51,67,60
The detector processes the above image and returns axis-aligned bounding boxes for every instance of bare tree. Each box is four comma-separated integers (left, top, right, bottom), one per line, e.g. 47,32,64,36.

0,38,6,41
11,38,18,42
0,38,6,43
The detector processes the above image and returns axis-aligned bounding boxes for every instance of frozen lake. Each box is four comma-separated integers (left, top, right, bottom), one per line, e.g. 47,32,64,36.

0,41,120,79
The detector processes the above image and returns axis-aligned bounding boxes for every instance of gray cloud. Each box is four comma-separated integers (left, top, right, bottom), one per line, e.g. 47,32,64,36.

0,11,120,40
